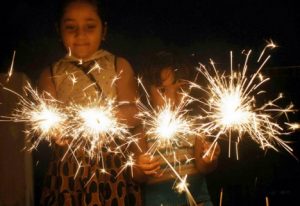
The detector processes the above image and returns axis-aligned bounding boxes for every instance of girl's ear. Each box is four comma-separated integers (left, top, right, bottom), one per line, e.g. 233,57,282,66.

102,21,108,41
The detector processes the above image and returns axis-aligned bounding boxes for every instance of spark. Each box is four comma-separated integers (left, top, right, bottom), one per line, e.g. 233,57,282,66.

111,69,123,87
219,188,223,206
67,71,78,85
6,50,16,82
87,61,102,74
258,39,277,63
117,153,136,177
286,122,300,131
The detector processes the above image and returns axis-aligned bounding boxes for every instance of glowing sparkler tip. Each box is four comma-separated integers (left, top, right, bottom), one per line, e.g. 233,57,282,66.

175,175,189,194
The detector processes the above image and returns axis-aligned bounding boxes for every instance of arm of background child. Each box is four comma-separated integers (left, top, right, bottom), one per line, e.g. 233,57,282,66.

129,125,161,183
115,57,140,127
194,136,221,174
150,85,165,107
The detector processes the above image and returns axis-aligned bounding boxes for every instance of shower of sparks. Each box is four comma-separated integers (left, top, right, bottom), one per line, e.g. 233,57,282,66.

66,96,133,160
190,42,297,158
136,80,197,155
0,80,140,180
0,57,142,182
1,82,67,150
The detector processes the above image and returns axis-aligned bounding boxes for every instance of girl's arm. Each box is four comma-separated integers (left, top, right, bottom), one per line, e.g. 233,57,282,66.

130,125,161,183
38,67,57,98
115,57,140,127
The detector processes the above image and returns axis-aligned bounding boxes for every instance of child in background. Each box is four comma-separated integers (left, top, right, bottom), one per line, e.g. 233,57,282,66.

137,51,220,206
38,0,142,205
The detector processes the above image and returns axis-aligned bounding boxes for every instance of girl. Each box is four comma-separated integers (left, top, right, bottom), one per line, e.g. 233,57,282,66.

137,51,220,206
38,0,141,205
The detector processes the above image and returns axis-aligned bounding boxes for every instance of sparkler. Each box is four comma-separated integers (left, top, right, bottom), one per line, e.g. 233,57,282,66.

190,41,297,158
1,82,67,150
1,67,138,178
66,96,133,161
138,98,196,155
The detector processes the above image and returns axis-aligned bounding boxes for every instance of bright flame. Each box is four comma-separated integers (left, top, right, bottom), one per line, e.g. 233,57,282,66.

191,41,297,158
219,90,251,126
79,107,114,134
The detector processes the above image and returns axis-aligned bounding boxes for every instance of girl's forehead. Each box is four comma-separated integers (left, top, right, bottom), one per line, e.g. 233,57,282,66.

62,2,99,20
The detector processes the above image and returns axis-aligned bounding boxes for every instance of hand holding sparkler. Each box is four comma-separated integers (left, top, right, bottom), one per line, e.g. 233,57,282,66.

194,137,220,174
136,153,161,176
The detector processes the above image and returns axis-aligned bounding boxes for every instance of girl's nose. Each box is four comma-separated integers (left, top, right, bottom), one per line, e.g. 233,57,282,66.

75,27,86,37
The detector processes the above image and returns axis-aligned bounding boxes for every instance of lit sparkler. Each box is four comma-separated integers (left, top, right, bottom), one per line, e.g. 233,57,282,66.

1,82,67,150
65,96,134,161
137,77,197,154
190,41,297,158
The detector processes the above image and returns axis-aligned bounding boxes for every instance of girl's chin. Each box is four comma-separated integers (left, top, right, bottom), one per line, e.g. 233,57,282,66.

71,52,93,60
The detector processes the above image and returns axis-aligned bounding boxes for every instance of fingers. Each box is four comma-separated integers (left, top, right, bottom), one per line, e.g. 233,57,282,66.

202,142,220,162
137,154,161,176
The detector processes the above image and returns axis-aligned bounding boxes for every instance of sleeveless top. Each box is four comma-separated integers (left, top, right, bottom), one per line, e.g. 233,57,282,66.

40,50,141,206
51,49,117,104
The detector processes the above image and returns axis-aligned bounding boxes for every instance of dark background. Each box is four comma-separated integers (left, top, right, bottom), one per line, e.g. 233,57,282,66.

1,0,300,205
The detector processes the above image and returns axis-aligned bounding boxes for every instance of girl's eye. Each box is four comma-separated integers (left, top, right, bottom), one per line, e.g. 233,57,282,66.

86,24,96,30
65,25,77,31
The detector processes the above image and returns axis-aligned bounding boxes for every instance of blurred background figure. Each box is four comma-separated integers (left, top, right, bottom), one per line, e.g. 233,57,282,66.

0,72,34,206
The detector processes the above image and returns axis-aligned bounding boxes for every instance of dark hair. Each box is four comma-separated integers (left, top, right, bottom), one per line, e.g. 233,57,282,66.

56,0,108,25
145,50,196,87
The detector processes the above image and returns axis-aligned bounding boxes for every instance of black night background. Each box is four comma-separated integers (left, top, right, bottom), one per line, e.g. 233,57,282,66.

1,0,300,205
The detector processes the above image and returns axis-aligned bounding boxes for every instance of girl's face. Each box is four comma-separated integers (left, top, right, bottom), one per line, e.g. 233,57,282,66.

160,67,175,86
60,2,105,60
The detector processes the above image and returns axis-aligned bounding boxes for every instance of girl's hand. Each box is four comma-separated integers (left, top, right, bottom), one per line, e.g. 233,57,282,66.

137,153,161,177
195,137,221,174
201,141,221,164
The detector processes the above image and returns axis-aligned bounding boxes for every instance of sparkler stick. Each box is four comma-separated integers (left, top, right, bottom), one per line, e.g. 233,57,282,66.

157,150,197,206
219,188,223,206
265,196,269,206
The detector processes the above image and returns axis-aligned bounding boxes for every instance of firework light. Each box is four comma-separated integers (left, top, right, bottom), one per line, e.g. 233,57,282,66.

66,96,134,160
1,70,138,177
190,41,297,158
1,82,67,150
